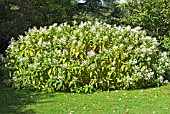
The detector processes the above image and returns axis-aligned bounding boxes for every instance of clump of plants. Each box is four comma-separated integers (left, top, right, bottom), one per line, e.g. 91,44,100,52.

3,21,170,93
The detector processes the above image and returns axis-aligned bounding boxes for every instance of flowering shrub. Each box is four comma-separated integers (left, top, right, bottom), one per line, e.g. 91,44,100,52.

3,21,170,93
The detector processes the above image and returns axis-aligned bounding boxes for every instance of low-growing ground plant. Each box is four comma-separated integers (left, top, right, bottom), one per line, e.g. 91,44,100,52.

3,21,170,93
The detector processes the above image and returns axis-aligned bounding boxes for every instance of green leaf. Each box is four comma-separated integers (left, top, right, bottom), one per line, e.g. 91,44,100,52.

48,69,52,76
75,52,79,58
57,81,63,90
90,72,93,78
117,78,123,83
69,81,74,87
121,65,125,71
84,85,89,93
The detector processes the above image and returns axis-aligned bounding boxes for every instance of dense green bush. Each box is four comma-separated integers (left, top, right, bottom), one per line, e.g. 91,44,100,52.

120,0,170,53
3,21,170,93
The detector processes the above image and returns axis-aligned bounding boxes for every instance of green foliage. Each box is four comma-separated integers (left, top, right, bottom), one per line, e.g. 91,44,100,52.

120,0,170,52
0,0,76,53
3,21,170,93
0,0,122,54
0,54,2,74
74,0,123,25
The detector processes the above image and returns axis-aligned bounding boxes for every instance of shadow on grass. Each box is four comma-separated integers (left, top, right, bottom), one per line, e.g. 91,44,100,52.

0,76,37,114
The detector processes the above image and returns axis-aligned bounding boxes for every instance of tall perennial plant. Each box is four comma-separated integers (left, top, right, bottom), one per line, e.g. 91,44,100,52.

3,21,170,93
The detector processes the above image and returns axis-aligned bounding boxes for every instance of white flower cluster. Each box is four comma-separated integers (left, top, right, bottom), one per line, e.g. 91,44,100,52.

87,50,96,58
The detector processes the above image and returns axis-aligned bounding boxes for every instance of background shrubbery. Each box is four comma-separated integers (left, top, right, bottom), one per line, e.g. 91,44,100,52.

0,0,77,53
3,21,170,93
121,0,170,53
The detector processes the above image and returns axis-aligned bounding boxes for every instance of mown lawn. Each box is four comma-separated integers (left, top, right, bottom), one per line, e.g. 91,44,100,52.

0,76,170,114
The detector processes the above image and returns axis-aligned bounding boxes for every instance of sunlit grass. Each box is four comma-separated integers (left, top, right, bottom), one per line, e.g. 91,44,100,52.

0,76,170,114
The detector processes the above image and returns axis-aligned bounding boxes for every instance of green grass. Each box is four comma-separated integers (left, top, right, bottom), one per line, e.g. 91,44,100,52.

0,76,170,114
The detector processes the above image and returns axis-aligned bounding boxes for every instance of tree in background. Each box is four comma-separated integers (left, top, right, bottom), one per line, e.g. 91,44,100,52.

120,0,170,52
74,0,123,24
0,0,76,54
